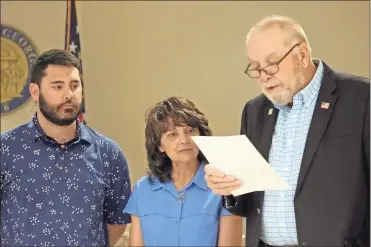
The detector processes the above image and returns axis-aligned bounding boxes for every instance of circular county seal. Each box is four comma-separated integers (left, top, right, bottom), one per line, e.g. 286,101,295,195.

1,25,38,114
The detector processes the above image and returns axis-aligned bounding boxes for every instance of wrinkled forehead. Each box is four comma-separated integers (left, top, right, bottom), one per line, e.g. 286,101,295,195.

246,28,289,64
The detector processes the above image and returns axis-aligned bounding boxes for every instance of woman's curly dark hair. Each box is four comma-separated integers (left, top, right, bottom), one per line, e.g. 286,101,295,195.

144,96,212,183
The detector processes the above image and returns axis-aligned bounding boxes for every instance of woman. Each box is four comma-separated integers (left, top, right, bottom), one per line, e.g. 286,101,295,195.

124,96,243,246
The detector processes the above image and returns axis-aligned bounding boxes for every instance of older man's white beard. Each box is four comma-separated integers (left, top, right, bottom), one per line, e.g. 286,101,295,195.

266,90,293,105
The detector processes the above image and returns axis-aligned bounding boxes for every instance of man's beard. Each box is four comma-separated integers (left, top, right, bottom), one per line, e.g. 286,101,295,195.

266,85,294,105
39,93,81,126
266,62,304,105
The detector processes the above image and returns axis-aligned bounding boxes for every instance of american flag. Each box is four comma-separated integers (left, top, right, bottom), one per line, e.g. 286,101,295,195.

65,0,86,124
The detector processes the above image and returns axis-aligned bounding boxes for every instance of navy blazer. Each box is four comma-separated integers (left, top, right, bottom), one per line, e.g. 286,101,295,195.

225,61,370,247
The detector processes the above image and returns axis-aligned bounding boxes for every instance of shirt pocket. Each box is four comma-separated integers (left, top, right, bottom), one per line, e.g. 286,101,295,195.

182,196,221,228
138,207,177,245
184,207,219,228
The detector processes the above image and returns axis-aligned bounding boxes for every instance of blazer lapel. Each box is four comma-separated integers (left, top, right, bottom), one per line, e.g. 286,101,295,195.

259,103,278,161
295,64,338,196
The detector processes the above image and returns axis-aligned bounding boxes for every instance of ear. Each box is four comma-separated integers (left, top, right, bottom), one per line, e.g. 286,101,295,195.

29,83,39,103
158,145,165,153
299,43,310,68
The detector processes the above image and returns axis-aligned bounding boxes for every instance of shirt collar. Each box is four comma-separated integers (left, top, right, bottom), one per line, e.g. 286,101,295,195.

150,161,208,191
274,59,324,110
28,113,91,144
190,163,208,191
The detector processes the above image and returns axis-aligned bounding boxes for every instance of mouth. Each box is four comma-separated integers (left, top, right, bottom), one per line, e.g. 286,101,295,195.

178,148,193,152
60,104,76,109
265,85,280,91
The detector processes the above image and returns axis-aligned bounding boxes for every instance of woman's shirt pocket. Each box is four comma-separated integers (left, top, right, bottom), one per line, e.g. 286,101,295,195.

138,201,180,246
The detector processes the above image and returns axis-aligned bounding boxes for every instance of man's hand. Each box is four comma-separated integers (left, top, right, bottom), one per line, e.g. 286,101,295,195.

107,224,126,247
204,164,243,196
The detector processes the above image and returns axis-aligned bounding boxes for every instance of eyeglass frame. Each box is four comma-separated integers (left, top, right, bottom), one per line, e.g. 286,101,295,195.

244,43,301,78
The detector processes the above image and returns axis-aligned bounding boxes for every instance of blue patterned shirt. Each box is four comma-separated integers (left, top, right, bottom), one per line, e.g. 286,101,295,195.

261,60,324,245
0,115,132,246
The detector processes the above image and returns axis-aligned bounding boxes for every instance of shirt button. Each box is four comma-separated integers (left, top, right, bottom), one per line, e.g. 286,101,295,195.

60,144,65,149
178,192,185,203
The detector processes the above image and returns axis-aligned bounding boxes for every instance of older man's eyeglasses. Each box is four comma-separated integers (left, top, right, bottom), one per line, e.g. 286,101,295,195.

244,43,300,78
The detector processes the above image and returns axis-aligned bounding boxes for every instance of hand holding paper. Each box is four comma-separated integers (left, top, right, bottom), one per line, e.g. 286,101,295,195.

192,135,290,196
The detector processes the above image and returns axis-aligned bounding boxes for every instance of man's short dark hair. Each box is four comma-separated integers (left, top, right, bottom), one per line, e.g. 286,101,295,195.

30,49,82,86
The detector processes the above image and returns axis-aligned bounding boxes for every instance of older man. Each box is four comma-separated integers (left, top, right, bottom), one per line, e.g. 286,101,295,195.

205,15,369,247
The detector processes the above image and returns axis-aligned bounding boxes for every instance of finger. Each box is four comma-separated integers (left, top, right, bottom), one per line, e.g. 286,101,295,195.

204,164,225,177
214,184,243,195
213,179,243,190
208,175,237,184
206,179,243,191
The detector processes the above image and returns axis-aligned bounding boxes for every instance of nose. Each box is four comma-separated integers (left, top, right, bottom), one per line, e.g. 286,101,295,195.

179,130,191,145
64,88,74,100
259,70,272,84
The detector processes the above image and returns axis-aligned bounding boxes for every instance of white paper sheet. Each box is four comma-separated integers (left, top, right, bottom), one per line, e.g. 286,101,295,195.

192,135,291,196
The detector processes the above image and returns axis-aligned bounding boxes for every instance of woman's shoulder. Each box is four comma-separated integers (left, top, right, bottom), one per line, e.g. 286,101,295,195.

132,174,162,193
133,175,152,190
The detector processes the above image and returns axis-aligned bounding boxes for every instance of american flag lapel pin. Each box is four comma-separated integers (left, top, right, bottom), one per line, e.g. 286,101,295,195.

268,108,273,115
321,102,330,109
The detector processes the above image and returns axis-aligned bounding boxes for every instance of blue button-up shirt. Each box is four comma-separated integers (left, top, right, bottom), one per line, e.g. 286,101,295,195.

261,60,324,246
0,115,132,246
124,164,231,246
